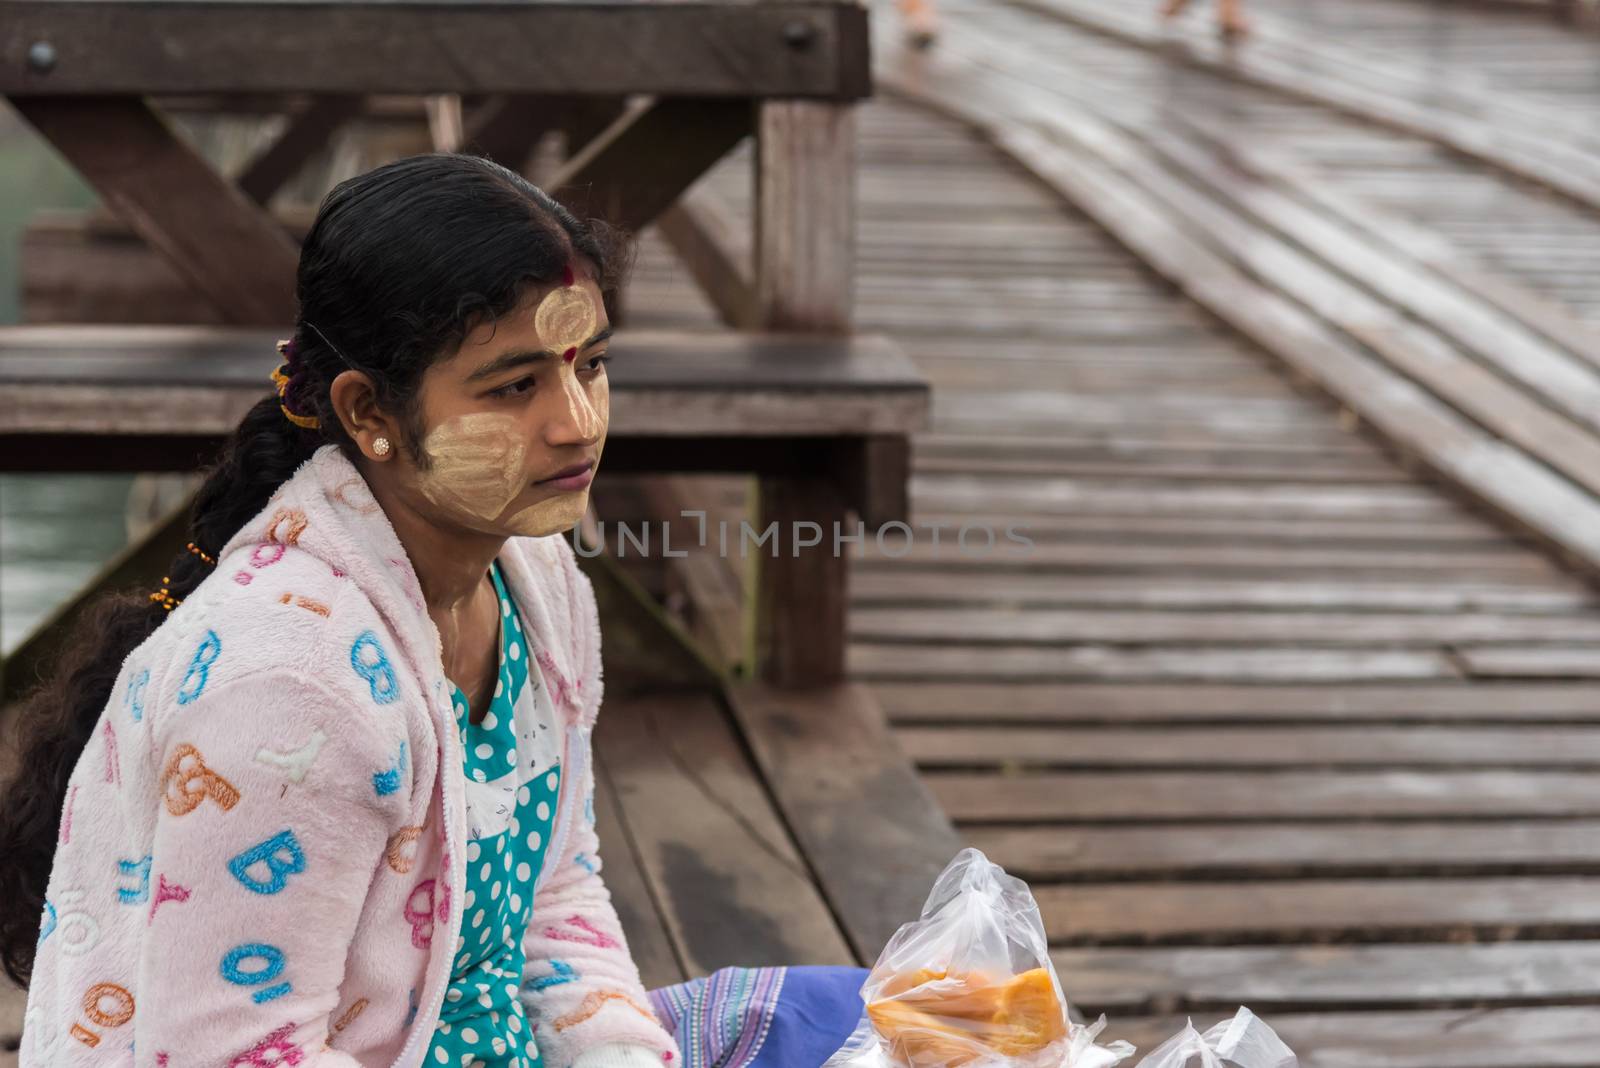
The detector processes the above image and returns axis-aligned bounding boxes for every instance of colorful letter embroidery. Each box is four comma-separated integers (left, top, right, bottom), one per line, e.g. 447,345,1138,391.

116,856,152,905
255,731,326,784
102,722,121,786
331,998,368,1034
543,915,619,950
220,943,292,1004
161,744,241,816
231,1023,305,1068
176,629,222,706
278,592,331,617
265,508,308,546
70,983,134,1046
350,630,400,705
48,889,101,956
148,875,191,923
403,881,436,949
228,831,306,895
385,825,423,874
527,960,577,993
552,990,656,1033
61,785,76,844
124,668,150,723
372,741,407,797
250,543,285,569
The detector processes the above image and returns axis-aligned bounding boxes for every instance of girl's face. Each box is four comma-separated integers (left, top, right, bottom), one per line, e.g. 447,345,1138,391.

402,272,611,539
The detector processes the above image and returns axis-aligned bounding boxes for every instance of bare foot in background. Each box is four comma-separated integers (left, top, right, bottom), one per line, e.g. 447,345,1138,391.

898,0,940,49
1160,0,1251,40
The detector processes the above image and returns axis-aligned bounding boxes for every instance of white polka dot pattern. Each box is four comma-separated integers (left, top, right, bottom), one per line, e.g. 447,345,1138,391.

430,559,562,1068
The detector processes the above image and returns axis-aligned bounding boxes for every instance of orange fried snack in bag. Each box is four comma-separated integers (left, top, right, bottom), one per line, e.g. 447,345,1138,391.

867,967,1069,1068
822,850,1132,1068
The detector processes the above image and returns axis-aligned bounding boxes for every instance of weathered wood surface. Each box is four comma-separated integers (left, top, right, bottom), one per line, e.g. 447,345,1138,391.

0,326,928,444
593,693,855,976
10,96,301,324
604,1,1600,1051
725,681,963,961
1,1,872,99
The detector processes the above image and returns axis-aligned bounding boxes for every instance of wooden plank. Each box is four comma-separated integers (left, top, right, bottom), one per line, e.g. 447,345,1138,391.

927,769,1600,822
593,693,853,973
852,644,1459,683
904,476,1466,521
655,188,759,330
1118,127,1600,505
913,455,1410,486
591,755,686,989
726,680,964,961
851,608,1600,647
900,725,1600,769
550,98,754,232
1036,877,1600,945
236,95,365,205
10,96,299,324
967,821,1600,880
874,681,1600,723
886,512,1512,548
0,326,930,439
1003,0,1600,214
464,94,625,173
1160,111,1600,379
1456,644,1600,678
1053,942,1600,1015
875,41,1600,580
852,574,1595,613
1,1,872,99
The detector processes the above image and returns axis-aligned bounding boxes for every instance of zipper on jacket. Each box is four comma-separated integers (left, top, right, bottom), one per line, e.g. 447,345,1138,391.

389,685,467,1068
532,724,579,896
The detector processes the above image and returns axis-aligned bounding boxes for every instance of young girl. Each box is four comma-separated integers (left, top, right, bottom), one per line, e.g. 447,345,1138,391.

0,154,867,1068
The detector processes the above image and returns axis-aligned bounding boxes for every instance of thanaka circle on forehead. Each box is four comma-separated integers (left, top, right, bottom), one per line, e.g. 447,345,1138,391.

536,262,595,364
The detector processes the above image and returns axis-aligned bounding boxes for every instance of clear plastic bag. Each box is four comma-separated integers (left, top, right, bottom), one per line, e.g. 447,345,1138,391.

823,847,1135,1068
1133,1009,1298,1068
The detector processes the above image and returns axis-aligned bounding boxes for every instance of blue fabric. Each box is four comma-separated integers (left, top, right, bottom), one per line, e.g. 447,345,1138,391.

647,966,870,1068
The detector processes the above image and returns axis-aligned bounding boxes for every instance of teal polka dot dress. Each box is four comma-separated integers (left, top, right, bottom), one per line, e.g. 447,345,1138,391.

428,558,562,1068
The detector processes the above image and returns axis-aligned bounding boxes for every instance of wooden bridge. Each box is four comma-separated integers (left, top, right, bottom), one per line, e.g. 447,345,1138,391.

6,0,1600,1064
611,0,1600,1063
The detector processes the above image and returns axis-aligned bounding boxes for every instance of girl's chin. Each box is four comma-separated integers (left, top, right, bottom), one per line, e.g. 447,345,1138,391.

500,492,590,537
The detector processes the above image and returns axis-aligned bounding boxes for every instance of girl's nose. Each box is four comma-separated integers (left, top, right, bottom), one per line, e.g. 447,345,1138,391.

545,372,604,445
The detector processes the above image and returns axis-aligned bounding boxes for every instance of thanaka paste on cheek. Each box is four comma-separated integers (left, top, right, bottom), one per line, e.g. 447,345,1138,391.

415,411,528,521
503,372,610,536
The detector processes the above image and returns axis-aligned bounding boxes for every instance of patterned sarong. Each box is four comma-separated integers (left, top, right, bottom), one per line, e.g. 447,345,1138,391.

647,966,871,1068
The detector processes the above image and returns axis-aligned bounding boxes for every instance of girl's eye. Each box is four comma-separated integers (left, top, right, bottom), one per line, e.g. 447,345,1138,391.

582,353,611,374
489,376,536,399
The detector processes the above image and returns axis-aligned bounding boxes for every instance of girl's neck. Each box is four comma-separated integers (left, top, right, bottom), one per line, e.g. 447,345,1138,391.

361,458,509,616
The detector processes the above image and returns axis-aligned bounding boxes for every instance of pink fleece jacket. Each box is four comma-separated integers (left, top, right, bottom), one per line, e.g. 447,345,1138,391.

21,444,683,1068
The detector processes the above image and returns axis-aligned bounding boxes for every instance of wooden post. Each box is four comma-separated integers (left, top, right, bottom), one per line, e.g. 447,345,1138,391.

752,100,857,686
10,96,300,325
754,101,856,332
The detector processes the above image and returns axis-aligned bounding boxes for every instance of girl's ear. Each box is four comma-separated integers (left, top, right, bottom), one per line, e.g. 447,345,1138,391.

330,369,406,461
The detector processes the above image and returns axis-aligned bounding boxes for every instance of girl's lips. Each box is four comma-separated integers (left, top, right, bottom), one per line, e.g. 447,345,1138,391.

537,463,594,492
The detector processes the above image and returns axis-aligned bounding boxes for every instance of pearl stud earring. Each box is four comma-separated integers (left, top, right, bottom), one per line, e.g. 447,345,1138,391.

373,437,391,457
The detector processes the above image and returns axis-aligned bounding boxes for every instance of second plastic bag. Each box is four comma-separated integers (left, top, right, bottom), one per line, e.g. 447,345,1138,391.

1133,1009,1298,1068
822,847,1134,1068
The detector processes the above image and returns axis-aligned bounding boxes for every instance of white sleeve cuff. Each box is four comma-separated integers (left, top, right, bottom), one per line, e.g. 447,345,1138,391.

570,1043,668,1068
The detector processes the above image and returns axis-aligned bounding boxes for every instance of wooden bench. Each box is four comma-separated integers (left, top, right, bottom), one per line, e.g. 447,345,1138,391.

0,326,926,480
